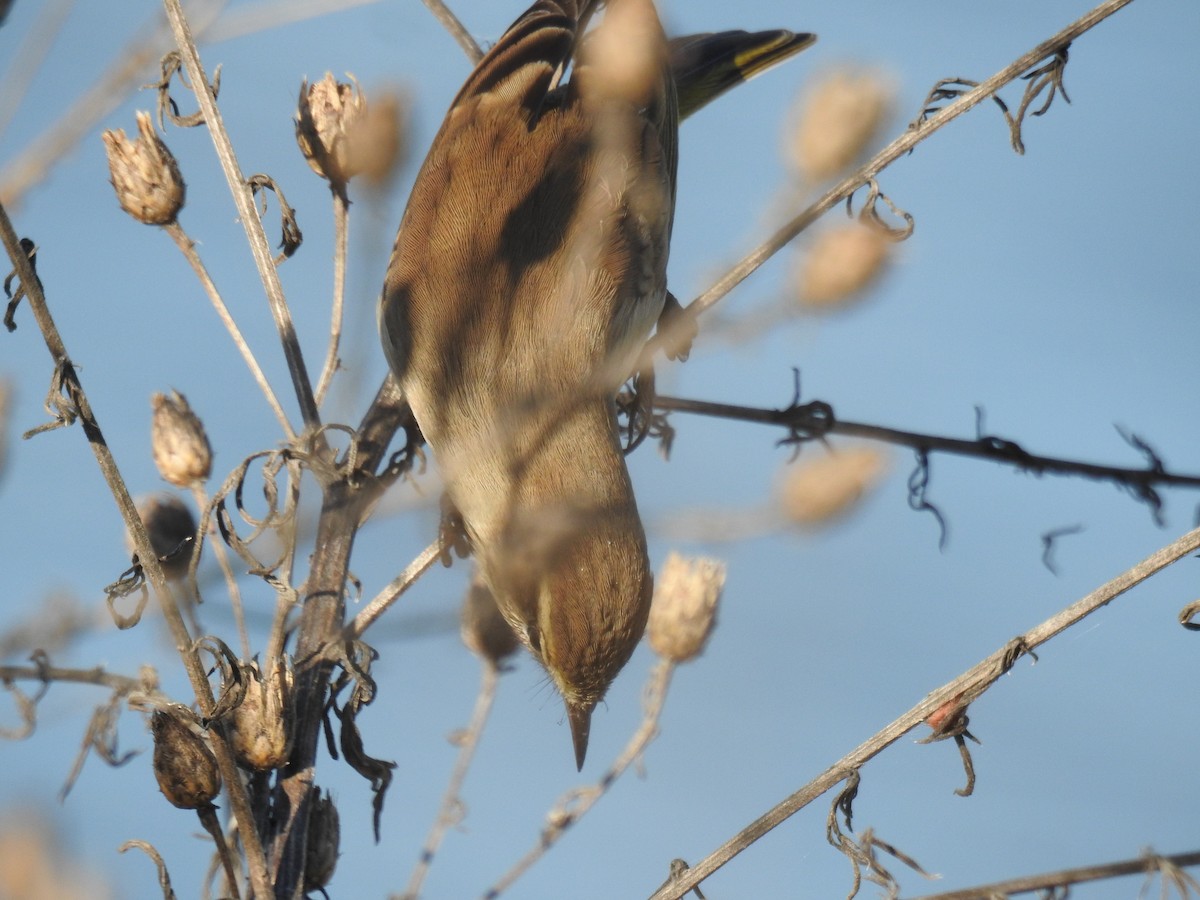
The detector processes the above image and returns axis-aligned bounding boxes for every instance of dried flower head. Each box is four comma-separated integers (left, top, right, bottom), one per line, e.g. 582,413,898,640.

304,789,340,891
460,571,520,667
102,111,185,225
230,658,293,771
296,73,368,185
150,709,221,809
787,68,893,179
780,446,888,526
129,494,196,579
151,390,212,487
648,553,725,663
344,87,410,188
798,224,890,309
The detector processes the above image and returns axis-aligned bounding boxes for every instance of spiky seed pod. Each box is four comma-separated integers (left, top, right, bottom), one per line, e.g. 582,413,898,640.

296,73,367,186
130,494,196,579
102,111,185,225
648,553,726,663
304,789,340,891
150,710,221,810
150,390,212,487
460,572,519,667
230,659,293,771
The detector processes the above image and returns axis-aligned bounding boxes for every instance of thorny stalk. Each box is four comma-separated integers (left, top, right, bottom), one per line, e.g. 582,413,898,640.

164,221,296,439
649,523,1200,900
487,661,676,898
0,200,272,897
400,664,501,900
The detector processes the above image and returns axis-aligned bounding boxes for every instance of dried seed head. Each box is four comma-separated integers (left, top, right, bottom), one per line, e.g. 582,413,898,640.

230,659,293,771
150,709,221,809
296,73,368,186
343,87,410,188
798,224,890,309
304,789,340,891
779,446,888,526
460,571,519,667
102,111,186,225
648,553,725,663
129,494,196,579
787,68,893,179
151,390,212,487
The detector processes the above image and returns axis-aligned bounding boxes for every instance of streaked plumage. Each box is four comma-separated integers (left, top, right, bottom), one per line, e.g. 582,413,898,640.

380,0,813,768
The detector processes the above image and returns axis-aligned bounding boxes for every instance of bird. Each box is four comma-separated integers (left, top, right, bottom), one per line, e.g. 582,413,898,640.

380,0,813,769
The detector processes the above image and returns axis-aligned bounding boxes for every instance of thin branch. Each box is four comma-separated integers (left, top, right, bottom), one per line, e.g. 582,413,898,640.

0,663,146,694
162,0,323,437
0,201,272,900
344,538,443,640
315,186,349,408
421,0,483,63
652,393,1200,494
907,849,1200,900
164,222,296,439
648,524,1200,899
645,0,1136,364
489,661,676,898
400,664,501,900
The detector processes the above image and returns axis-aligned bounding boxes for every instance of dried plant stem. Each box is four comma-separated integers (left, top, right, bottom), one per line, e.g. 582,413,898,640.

345,537,443,639
421,0,483,63
204,0,383,43
315,186,349,408
197,805,242,900
910,849,1200,899
0,200,272,898
165,221,296,439
401,664,501,900
649,523,1200,900
487,661,676,898
0,663,146,694
647,0,1135,363
190,484,251,660
162,0,323,437
652,394,1200,492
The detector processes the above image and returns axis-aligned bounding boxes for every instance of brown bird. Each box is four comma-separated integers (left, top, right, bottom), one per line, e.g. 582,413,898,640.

380,0,813,768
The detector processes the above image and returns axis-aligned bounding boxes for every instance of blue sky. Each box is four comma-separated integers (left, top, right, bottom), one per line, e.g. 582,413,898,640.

1,1,1198,897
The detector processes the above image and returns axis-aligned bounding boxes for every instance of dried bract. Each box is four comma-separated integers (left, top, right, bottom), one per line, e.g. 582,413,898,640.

150,710,221,809
296,73,368,186
648,553,725,663
101,111,185,225
787,69,893,179
130,494,196,579
460,571,519,667
230,659,293,771
798,224,890,309
304,789,340,891
780,447,888,526
150,390,211,487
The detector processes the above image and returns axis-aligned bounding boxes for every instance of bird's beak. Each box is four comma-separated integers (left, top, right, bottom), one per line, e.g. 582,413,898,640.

568,700,596,771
